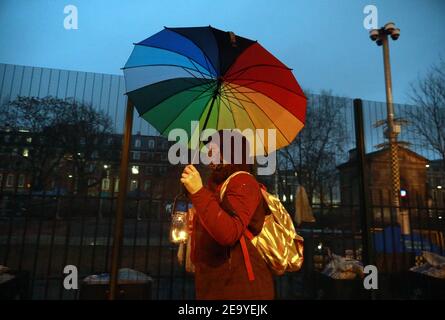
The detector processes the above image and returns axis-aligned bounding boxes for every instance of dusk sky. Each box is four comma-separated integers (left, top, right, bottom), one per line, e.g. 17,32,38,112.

0,0,444,104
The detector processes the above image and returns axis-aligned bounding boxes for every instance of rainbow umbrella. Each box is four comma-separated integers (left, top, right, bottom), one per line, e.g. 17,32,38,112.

123,26,306,154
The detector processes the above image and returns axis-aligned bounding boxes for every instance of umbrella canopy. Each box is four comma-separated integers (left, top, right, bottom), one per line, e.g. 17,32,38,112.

123,26,306,154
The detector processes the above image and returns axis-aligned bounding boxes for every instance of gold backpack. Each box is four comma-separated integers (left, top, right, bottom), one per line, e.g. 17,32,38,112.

220,171,304,275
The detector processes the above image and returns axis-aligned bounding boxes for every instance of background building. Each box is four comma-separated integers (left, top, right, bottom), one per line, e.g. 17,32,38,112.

338,146,428,206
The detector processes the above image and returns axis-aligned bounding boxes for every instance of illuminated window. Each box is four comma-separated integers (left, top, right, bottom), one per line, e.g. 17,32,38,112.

130,179,138,191
131,166,139,175
102,178,110,191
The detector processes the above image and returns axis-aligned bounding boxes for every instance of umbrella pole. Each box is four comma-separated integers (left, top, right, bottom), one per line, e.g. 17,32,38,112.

202,93,217,134
190,93,218,165
177,93,218,198
108,98,134,300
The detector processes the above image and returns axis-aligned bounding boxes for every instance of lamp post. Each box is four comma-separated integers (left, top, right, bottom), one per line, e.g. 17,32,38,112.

369,22,402,210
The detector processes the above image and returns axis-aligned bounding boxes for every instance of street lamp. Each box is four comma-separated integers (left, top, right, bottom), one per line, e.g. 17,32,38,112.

369,22,402,210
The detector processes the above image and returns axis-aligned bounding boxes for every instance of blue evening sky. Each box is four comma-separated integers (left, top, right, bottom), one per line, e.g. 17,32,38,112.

0,0,444,104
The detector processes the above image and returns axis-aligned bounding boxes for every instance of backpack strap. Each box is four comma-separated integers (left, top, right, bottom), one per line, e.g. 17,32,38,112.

240,235,255,281
219,170,252,201
242,223,255,280
219,171,258,282
244,228,254,240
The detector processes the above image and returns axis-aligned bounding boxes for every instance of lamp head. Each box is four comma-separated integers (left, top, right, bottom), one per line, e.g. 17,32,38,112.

369,29,380,41
384,22,396,33
391,28,401,40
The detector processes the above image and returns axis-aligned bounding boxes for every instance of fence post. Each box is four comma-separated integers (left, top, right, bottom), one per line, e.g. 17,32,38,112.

353,99,373,267
108,98,134,300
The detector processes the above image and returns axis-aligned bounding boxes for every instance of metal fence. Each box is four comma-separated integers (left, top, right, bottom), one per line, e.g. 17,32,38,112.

1,184,444,299
1,63,444,299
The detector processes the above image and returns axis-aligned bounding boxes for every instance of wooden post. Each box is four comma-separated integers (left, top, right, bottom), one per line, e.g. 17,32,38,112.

108,98,134,300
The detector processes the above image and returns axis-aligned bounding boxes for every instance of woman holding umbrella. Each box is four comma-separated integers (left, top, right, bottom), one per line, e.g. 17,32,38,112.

181,130,274,300
122,26,307,300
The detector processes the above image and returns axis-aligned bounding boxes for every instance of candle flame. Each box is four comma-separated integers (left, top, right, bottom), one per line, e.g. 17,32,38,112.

171,228,188,243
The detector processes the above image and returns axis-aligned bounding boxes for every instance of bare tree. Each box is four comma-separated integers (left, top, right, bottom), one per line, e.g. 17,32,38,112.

407,59,445,169
0,96,68,191
57,99,114,195
0,96,114,194
278,91,350,204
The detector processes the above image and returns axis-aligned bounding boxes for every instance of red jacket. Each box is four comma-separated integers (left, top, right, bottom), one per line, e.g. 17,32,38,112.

189,173,274,300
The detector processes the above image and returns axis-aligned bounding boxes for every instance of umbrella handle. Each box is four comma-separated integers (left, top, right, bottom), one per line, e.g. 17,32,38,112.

177,164,190,197
172,183,189,214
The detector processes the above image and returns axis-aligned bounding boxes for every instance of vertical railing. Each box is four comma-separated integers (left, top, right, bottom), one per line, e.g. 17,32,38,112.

354,98,373,268
108,99,134,299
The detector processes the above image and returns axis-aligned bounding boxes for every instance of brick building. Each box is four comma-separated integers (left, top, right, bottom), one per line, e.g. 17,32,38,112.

338,146,428,207
0,130,182,200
